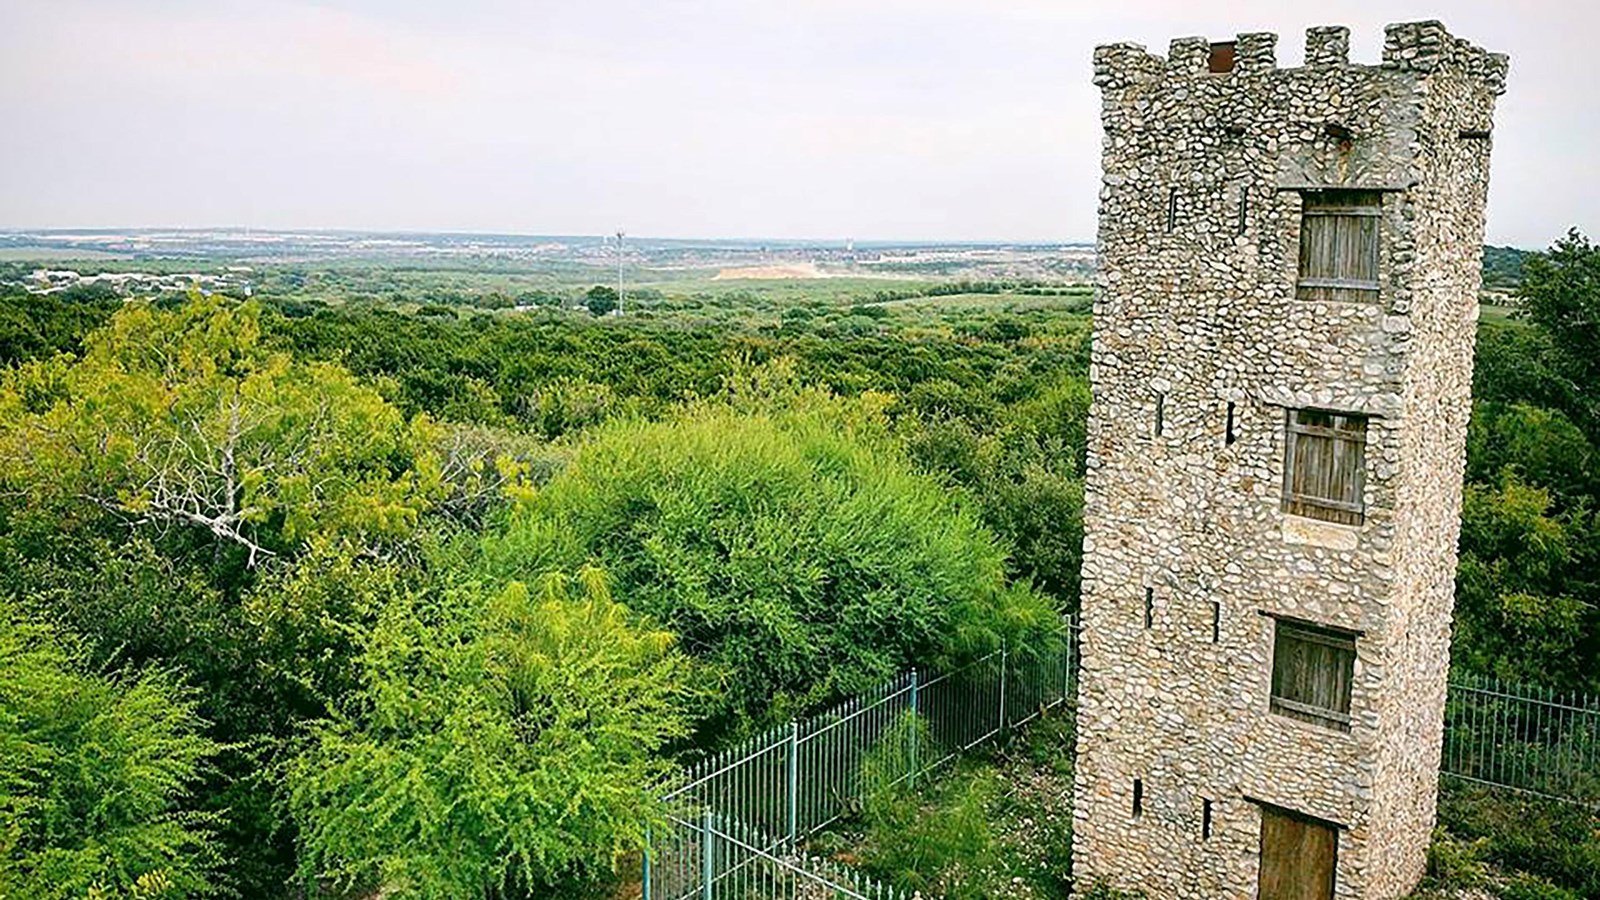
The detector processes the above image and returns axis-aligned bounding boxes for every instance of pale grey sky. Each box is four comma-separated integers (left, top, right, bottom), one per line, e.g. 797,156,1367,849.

0,0,1593,246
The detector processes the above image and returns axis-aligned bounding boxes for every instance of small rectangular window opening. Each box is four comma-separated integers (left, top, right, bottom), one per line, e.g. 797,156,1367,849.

1208,42,1237,74
1211,601,1221,643
1133,779,1144,817
1202,799,1213,839
1144,588,1154,629
1225,402,1236,446
1166,188,1178,232
1155,392,1165,437
1297,189,1382,302
1270,618,1357,732
1235,187,1248,236
1283,408,1369,525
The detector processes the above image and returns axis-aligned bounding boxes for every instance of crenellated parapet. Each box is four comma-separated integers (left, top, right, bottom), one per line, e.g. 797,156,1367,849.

1235,32,1277,74
1382,20,1508,93
1091,42,1163,89
1166,36,1211,74
1091,20,1507,96
1305,26,1350,67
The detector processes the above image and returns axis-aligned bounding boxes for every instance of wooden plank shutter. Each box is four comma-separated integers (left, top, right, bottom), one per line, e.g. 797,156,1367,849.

1283,410,1367,525
1271,621,1355,732
1297,190,1381,303
1258,806,1337,900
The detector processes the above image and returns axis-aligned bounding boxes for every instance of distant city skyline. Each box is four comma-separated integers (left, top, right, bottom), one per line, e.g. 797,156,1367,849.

2,0,1594,248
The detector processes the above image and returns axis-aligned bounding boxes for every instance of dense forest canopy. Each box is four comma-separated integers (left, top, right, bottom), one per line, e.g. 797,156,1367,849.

0,233,1596,898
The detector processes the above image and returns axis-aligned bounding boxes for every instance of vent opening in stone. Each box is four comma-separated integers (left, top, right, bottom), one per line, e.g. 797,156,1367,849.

1208,42,1237,73
1133,778,1144,817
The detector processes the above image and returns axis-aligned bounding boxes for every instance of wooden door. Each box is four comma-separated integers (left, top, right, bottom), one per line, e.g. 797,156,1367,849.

1257,805,1336,900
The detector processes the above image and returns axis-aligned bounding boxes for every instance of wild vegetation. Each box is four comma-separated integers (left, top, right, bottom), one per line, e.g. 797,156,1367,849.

0,233,1595,898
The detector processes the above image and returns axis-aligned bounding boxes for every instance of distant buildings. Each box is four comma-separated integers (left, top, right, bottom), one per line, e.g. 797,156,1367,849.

17,268,252,297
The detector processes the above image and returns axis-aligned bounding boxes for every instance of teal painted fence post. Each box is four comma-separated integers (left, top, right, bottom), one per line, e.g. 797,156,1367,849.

908,669,919,784
1063,625,1073,705
998,644,1008,737
641,823,652,900
701,807,714,900
786,719,799,848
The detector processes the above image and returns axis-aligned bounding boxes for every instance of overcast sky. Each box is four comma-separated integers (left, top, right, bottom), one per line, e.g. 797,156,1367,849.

0,0,1593,246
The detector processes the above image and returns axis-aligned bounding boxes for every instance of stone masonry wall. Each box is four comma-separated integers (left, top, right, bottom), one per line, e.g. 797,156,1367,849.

1072,22,1505,900
1366,26,1504,897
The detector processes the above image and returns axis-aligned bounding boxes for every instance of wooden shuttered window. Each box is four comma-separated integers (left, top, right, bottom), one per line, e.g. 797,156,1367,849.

1282,409,1367,525
1270,620,1356,733
1297,190,1381,303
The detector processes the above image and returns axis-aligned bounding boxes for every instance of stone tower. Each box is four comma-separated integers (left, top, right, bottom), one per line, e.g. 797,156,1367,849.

1071,22,1506,900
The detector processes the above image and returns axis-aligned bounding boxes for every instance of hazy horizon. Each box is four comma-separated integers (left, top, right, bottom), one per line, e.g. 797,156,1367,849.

3,0,1596,247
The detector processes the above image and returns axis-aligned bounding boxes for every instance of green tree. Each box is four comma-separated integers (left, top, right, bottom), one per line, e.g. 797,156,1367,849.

1518,229,1600,434
0,602,224,899
1453,472,1598,690
286,568,695,899
0,296,448,567
0,297,547,894
584,285,618,316
481,363,1055,739
1466,402,1597,501
0,291,120,364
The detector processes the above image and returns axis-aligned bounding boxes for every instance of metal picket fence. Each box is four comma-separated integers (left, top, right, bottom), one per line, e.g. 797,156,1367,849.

647,811,906,900
645,620,1600,900
644,622,1081,900
1442,674,1600,803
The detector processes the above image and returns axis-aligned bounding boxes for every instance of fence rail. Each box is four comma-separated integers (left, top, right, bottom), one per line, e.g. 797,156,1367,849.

647,623,1080,900
649,622,1599,900
1442,674,1600,803
647,812,906,900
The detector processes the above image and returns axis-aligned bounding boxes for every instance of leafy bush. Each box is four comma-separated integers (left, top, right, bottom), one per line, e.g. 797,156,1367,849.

481,365,1055,740
519,376,618,439
286,568,696,899
0,602,223,899
860,757,1000,900
1423,827,1489,891
1500,873,1583,900
903,377,1090,606
1435,786,1600,898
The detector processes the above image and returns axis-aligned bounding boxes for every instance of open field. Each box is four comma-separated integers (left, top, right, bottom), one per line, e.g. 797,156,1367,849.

0,247,131,261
